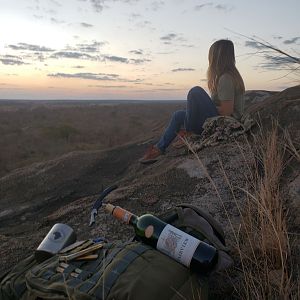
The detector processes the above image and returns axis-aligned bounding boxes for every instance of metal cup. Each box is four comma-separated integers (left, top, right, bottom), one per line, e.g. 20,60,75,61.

35,223,77,262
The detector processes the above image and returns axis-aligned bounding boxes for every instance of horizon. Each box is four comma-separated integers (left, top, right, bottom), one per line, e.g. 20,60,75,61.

0,98,186,102
0,88,278,102
0,0,299,100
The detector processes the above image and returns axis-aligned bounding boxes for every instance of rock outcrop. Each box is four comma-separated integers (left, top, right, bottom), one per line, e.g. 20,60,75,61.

0,86,299,298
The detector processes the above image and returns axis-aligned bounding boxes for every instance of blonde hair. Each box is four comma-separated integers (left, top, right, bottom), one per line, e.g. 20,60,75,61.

207,39,245,95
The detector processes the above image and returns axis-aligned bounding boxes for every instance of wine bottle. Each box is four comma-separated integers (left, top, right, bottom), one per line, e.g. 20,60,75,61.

104,204,217,272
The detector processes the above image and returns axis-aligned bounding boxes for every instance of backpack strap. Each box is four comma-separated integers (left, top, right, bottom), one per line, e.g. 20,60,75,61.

76,242,128,293
0,254,37,299
177,203,226,244
93,243,150,299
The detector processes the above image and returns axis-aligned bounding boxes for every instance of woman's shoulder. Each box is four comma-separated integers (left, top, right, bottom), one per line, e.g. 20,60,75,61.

218,73,234,91
219,73,233,82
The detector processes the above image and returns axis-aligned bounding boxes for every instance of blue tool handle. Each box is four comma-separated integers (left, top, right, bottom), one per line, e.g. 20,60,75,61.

92,185,118,210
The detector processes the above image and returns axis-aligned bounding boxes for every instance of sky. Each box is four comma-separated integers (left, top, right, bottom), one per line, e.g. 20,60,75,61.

0,0,299,100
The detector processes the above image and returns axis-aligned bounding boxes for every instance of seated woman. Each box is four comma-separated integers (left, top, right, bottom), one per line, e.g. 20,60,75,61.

140,39,245,164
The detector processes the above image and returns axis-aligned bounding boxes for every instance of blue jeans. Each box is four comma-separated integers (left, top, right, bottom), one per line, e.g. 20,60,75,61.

156,86,218,152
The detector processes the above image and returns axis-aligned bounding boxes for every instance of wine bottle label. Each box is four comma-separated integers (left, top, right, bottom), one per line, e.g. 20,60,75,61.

157,224,200,267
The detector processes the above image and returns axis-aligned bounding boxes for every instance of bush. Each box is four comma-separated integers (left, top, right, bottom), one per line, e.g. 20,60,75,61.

41,124,79,142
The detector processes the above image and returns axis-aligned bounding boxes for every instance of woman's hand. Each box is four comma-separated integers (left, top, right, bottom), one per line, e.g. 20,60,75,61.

217,100,234,116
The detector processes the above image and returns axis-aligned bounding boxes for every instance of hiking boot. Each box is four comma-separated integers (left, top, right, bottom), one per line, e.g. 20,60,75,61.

139,145,162,164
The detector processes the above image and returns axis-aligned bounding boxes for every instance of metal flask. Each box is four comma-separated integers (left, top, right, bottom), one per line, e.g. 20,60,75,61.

35,223,77,262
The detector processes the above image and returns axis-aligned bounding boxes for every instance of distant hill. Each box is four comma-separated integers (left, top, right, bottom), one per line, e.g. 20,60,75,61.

0,101,184,177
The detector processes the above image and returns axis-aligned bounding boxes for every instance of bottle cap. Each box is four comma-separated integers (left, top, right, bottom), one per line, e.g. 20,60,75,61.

103,203,115,214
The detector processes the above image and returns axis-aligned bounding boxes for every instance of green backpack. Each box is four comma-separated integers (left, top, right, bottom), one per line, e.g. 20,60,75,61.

0,203,232,300
0,255,37,300
159,203,233,272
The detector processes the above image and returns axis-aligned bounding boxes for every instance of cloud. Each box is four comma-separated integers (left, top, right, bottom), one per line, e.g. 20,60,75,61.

152,88,184,91
130,58,151,64
88,84,128,88
72,65,85,68
72,41,105,52
244,41,266,49
0,55,27,65
129,13,141,19
129,49,144,55
244,40,300,71
0,59,24,66
215,4,231,10
181,44,195,48
50,51,99,60
50,17,65,24
160,33,187,46
87,0,141,13
150,1,165,11
59,40,105,55
6,40,148,66
80,22,93,27
137,87,185,93
172,68,195,72
15,39,148,64
89,0,105,12
7,43,55,52
103,55,151,64
48,72,143,83
283,37,300,45
103,55,128,63
195,3,233,12
132,81,152,85
195,3,213,10
122,0,140,3
160,33,178,41
157,50,176,55
261,55,299,70
48,72,119,81
134,20,153,29
50,0,62,6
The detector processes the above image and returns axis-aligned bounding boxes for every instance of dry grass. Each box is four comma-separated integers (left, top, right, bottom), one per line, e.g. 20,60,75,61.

233,124,294,299
185,122,300,299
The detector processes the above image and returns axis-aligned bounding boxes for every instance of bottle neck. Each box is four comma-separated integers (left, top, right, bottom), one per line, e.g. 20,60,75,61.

129,214,138,226
105,204,137,225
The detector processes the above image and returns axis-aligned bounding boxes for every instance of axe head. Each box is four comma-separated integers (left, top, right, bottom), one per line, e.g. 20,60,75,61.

89,209,98,227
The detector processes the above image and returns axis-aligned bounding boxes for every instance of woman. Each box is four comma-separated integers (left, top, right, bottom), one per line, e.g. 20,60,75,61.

140,39,245,164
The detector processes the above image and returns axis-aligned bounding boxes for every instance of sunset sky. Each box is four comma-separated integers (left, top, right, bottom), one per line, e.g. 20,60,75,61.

0,0,299,100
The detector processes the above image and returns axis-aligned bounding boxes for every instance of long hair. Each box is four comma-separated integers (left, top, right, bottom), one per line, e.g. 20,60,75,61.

207,39,245,95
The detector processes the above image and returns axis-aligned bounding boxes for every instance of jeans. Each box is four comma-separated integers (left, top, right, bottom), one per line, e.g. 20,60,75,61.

156,86,218,152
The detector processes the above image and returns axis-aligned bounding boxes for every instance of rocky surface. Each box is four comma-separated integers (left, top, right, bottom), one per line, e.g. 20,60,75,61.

0,86,299,298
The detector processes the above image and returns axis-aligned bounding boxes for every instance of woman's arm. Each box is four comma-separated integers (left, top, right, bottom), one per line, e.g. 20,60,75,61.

217,74,235,116
217,100,234,116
